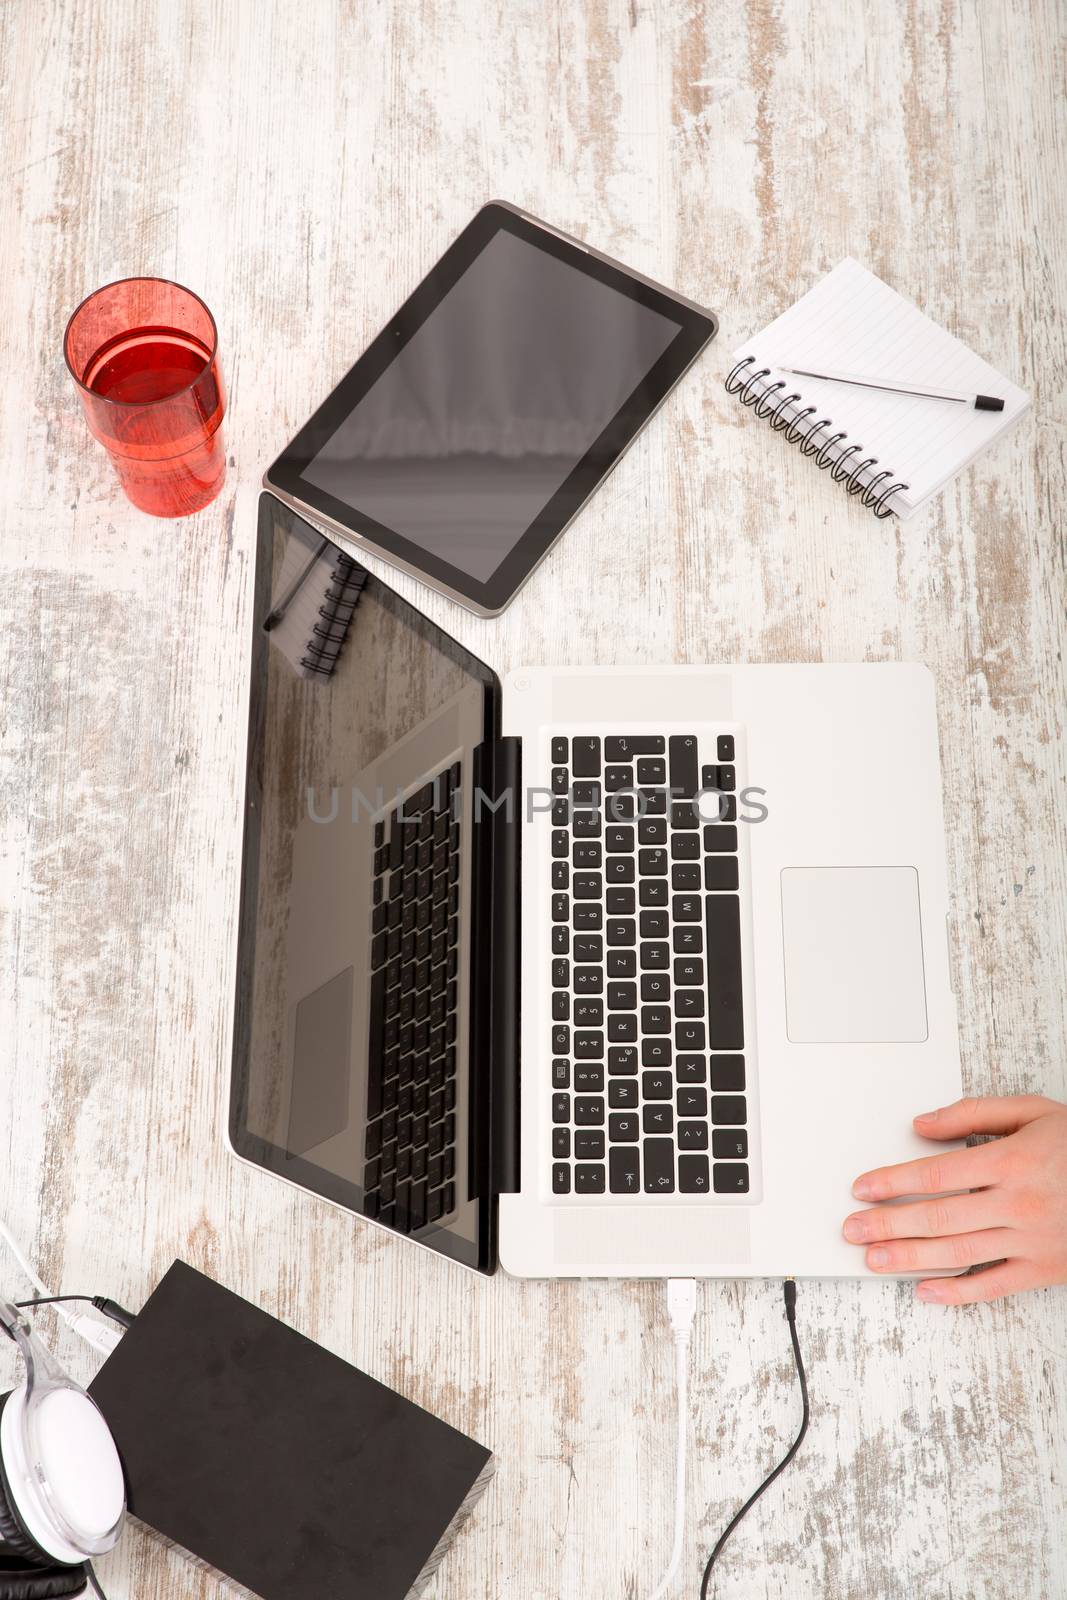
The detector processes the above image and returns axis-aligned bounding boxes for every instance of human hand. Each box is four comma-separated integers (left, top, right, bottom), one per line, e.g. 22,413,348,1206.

843,1095,1067,1304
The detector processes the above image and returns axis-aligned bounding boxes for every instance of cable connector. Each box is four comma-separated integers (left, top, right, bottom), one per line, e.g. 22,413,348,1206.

67,1314,124,1357
666,1277,698,1339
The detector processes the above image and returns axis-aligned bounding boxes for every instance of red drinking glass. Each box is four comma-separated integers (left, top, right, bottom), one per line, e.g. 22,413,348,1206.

63,278,226,517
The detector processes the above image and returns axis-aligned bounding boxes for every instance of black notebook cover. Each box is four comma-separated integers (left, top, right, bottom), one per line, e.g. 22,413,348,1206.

89,1261,493,1600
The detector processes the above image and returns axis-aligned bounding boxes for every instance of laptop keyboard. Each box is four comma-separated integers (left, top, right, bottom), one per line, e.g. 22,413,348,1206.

547,733,751,1201
362,763,462,1233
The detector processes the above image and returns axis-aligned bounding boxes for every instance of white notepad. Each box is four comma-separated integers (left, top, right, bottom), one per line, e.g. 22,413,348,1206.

729,259,1030,519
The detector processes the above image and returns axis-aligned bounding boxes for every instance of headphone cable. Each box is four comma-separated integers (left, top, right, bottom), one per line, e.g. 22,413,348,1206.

85,1563,109,1600
699,1279,809,1598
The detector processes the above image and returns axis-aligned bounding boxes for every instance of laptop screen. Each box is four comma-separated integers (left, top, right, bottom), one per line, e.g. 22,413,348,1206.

230,495,499,1271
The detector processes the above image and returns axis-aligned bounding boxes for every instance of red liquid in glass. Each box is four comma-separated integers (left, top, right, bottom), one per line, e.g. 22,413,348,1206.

79,324,226,517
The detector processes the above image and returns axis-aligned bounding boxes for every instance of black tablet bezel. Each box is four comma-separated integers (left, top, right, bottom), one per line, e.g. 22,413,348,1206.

265,202,717,615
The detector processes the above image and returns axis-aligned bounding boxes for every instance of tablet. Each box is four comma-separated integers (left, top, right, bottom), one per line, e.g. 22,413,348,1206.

265,202,717,615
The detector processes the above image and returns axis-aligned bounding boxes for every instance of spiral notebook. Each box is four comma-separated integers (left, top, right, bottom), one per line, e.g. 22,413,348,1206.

264,527,367,678
727,259,1029,519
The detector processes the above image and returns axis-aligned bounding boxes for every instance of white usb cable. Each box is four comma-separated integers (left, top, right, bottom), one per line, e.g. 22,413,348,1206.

0,1218,123,1356
647,1277,698,1600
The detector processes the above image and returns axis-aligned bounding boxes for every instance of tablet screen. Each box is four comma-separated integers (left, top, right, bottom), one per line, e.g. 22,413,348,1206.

268,204,716,613
300,229,678,582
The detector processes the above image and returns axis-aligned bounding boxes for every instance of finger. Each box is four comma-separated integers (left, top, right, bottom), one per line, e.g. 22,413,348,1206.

915,1260,1040,1306
851,1141,1002,1203
912,1094,1050,1139
863,1228,1017,1275
843,1190,1008,1245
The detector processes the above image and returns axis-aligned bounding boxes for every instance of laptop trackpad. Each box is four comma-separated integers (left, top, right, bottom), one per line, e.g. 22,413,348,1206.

781,867,929,1043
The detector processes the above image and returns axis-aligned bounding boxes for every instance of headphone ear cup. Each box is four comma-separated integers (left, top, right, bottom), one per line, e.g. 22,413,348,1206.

0,1395,47,1567
0,1557,88,1599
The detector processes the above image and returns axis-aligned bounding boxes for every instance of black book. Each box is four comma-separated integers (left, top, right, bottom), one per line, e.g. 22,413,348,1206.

89,1261,493,1600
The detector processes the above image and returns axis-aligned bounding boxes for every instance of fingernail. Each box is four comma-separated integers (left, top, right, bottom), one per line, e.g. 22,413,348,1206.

851,1178,874,1199
868,1247,890,1268
917,1282,947,1303
843,1216,869,1242
914,1109,939,1123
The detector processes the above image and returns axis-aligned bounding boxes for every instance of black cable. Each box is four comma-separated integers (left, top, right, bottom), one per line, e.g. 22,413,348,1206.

14,1295,136,1329
85,1562,109,1600
699,1279,810,1599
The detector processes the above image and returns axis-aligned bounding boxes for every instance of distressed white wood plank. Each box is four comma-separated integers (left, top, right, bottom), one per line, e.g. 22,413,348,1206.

1,1,1065,1597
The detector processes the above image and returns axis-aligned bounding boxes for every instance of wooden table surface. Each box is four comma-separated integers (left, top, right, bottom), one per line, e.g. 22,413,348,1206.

2,2,1065,1597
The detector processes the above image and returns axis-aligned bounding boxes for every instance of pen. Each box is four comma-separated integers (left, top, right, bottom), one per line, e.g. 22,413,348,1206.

263,536,331,631
776,365,1005,412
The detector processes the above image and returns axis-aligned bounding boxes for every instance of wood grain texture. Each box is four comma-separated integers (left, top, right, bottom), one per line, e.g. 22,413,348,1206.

1,1,1065,1597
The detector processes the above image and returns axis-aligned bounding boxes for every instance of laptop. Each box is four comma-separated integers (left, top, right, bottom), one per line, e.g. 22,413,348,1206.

229,492,963,1278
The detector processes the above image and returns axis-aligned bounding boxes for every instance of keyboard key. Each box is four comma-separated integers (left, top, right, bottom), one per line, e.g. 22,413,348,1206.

552,957,570,987
671,832,700,859
608,1045,638,1074
553,1127,571,1157
636,788,667,816
711,1095,747,1125
604,765,632,793
706,895,744,1049
552,893,569,922
678,1087,708,1117
638,817,667,845
608,1014,638,1042
676,1055,706,1083
574,967,604,994
641,1005,671,1034
705,857,740,892
678,1121,709,1150
606,736,664,760
552,736,568,763
704,824,738,853
673,925,702,954
607,981,637,1010
643,1138,675,1193
670,801,699,830
552,1093,570,1124
640,1037,672,1068
676,990,704,1017
606,857,635,885
640,972,670,1002
607,919,636,946
572,782,601,808
551,766,569,795
713,1129,748,1159
640,942,670,970
713,1163,749,1194
636,757,666,785
674,957,703,986
609,1112,640,1141
574,1063,605,1092
610,1147,641,1193
575,1130,606,1160
574,1031,604,1058
676,1021,705,1050
679,1155,710,1193
606,888,635,916
573,841,602,868
574,1095,605,1125
608,1080,639,1108
711,1055,746,1091
575,1164,606,1194
552,1059,570,1088
574,935,603,963
668,734,699,798
642,1070,672,1099
573,811,602,837
672,863,701,890
607,949,636,977
639,882,669,910
605,824,634,852
552,926,570,955
639,848,668,877
574,872,602,899
573,905,603,930
552,992,569,1021
672,894,702,922
643,1104,674,1134
714,765,736,792
552,1024,570,1053
606,792,636,821
553,1163,571,1194
572,737,601,777
717,735,734,762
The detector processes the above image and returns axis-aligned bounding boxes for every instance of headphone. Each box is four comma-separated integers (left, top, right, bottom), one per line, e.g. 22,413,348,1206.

0,1299,125,1600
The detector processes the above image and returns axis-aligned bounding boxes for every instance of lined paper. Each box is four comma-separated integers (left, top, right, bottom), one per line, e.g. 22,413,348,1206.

736,259,1029,517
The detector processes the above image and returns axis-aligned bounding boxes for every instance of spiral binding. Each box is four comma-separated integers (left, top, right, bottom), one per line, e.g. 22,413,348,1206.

300,554,367,677
725,357,910,518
